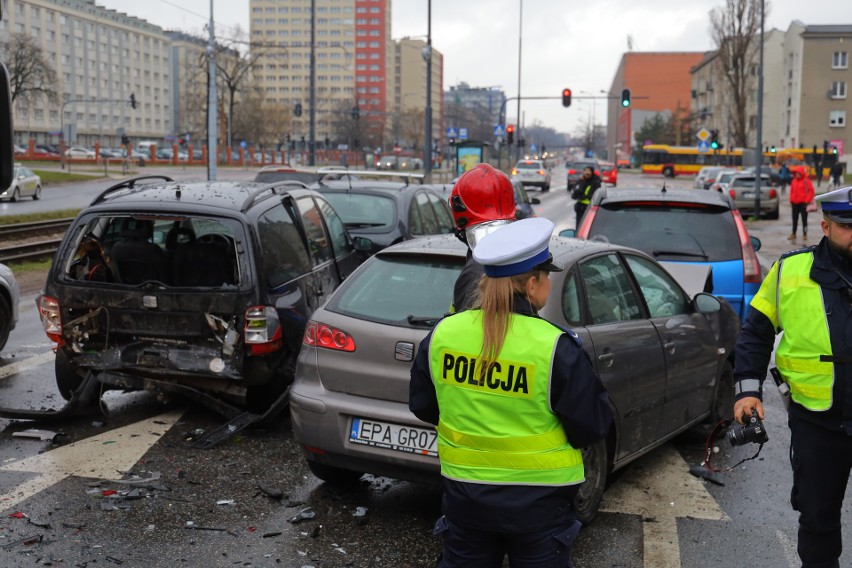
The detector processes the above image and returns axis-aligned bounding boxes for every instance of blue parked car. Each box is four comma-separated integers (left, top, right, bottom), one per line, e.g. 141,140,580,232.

563,186,762,320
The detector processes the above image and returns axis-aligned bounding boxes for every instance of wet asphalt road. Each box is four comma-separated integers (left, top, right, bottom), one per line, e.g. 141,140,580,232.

2,168,851,567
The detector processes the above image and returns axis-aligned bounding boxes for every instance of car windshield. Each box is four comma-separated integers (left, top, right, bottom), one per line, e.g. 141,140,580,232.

254,170,318,184
515,161,542,170
328,255,461,327
572,162,597,171
323,192,396,229
718,172,737,183
587,204,741,262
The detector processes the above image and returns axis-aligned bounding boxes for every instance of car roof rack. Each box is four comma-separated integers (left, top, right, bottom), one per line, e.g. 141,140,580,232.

241,180,311,212
315,167,425,186
89,175,175,206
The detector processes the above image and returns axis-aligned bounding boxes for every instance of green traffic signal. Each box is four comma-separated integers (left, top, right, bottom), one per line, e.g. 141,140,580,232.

621,88,631,108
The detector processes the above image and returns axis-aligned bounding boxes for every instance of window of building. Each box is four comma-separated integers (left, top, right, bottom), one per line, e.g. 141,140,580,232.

829,110,846,127
833,51,848,69
831,81,847,99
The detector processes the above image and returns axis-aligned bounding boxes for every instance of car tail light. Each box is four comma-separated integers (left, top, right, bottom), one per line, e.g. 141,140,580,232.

729,189,737,198
511,168,519,175
537,169,545,175
244,306,282,355
577,205,598,238
568,169,577,175
732,210,762,284
303,321,355,352
769,189,777,199
707,178,715,185
37,295,63,344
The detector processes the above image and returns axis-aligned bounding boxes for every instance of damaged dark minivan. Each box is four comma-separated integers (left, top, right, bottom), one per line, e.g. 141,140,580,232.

37,176,367,417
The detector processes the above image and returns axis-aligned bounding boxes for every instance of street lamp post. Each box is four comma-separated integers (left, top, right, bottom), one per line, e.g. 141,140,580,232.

206,0,218,181
515,0,523,164
753,0,765,217
422,0,433,181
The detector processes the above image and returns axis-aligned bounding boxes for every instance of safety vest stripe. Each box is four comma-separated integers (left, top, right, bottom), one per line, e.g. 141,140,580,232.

775,354,833,374
438,445,583,470
437,421,568,452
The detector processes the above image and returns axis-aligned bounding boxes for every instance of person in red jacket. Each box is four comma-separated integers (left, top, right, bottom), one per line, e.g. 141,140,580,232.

788,166,815,242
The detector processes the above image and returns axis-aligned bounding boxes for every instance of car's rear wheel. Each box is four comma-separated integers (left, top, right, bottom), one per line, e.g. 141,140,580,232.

307,460,364,484
0,295,11,352
10,187,19,202
55,348,86,400
573,439,608,525
543,183,550,192
767,207,779,220
33,185,42,200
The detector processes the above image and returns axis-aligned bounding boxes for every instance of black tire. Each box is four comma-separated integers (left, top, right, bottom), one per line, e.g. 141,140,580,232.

10,187,19,202
543,183,550,192
33,185,41,200
307,460,364,484
662,167,674,178
0,295,11,352
55,349,85,401
574,439,608,525
768,208,779,220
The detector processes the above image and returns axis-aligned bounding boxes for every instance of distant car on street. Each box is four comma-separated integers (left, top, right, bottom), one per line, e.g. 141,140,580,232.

511,159,551,191
64,146,96,159
727,173,780,220
695,166,724,189
599,160,618,186
1,164,42,201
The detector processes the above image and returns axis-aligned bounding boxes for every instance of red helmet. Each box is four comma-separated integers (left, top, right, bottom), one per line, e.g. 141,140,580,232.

449,164,516,234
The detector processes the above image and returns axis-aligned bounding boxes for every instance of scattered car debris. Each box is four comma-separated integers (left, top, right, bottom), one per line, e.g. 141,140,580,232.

216,499,236,506
12,428,61,441
256,482,284,500
112,471,162,485
289,507,316,524
1,533,43,549
262,531,282,538
352,506,369,526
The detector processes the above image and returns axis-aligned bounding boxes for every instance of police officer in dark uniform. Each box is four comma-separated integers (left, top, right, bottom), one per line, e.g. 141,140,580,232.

733,186,852,568
410,218,613,567
447,163,518,313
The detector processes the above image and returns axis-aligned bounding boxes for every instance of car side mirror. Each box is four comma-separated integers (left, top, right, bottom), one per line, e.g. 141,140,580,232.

693,292,722,314
750,236,761,252
531,197,541,205
559,228,576,238
352,236,373,252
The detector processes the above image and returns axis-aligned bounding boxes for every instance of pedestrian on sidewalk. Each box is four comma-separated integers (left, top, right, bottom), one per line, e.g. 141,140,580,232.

779,163,792,195
829,162,843,189
788,166,815,242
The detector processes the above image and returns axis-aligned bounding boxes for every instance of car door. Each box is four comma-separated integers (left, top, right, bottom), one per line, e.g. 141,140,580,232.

623,254,719,436
22,167,36,197
574,253,668,460
295,196,337,303
313,194,359,282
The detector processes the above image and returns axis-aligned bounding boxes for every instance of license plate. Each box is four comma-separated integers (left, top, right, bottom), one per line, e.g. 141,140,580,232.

349,417,438,457
742,192,754,198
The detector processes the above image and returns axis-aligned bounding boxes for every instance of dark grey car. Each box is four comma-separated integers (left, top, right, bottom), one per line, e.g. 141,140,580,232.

290,234,738,524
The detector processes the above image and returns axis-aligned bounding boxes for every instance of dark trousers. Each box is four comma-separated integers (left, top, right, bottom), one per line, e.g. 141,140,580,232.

574,202,588,231
792,203,809,235
789,415,852,568
434,516,581,568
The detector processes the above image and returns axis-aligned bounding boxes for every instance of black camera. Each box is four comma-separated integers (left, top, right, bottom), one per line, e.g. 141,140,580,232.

727,409,769,446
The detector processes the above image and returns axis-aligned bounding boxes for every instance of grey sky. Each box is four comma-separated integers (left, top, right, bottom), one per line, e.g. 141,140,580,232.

98,0,852,134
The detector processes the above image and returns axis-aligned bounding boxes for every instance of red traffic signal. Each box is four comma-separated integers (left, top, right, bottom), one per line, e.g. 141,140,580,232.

506,124,515,145
562,88,572,107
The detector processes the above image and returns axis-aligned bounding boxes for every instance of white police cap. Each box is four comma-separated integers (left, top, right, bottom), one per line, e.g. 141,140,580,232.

472,217,563,277
815,186,852,223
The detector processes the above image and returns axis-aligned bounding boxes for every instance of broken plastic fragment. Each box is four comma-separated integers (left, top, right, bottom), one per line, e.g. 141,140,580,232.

12,428,60,441
288,507,316,524
216,499,236,506
257,482,284,500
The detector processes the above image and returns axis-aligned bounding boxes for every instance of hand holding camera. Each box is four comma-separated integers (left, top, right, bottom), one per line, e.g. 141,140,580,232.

728,409,769,446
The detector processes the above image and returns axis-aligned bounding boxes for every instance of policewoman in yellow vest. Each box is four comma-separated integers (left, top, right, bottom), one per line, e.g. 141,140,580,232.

733,186,852,568
410,217,613,568
572,166,601,231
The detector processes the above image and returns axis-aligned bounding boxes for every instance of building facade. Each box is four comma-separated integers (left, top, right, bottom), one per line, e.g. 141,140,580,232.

393,37,443,150
781,22,852,158
606,51,705,163
2,0,172,147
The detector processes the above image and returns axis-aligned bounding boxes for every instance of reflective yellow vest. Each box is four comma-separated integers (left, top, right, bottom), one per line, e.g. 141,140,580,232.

750,252,834,410
428,309,584,485
578,182,593,205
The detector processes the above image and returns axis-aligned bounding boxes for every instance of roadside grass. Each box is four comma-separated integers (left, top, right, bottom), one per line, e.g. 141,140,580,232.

0,208,80,225
33,169,105,184
6,257,52,273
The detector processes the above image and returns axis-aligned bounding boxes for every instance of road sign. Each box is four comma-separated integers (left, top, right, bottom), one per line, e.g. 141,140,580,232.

493,124,505,137
530,143,537,152
446,127,458,139
697,140,710,153
459,128,469,140
697,128,710,142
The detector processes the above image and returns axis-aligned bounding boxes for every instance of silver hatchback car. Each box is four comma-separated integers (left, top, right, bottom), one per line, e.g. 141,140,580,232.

1,164,42,202
290,233,738,523
510,159,551,191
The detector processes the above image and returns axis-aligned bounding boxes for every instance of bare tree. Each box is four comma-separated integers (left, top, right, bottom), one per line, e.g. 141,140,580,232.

709,0,768,147
233,84,290,150
330,101,368,149
1,32,58,106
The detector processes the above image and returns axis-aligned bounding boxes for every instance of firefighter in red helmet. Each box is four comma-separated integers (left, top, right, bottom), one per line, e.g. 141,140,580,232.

448,163,517,312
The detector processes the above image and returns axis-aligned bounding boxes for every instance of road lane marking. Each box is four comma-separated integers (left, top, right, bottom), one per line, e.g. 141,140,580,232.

599,444,729,568
0,408,184,511
776,529,798,568
0,351,55,381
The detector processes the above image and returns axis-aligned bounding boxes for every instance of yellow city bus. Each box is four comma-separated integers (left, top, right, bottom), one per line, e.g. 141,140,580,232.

640,144,749,177
775,147,838,179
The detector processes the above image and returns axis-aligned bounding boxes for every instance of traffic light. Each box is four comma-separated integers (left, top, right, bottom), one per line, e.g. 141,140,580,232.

832,145,838,154
294,103,302,117
351,106,360,120
710,129,719,150
121,134,130,146
506,124,514,145
561,88,572,108
621,89,631,108
770,145,776,153
129,93,136,110
448,137,455,146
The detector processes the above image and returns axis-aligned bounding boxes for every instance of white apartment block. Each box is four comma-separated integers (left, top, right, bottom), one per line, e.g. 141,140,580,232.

1,0,172,147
